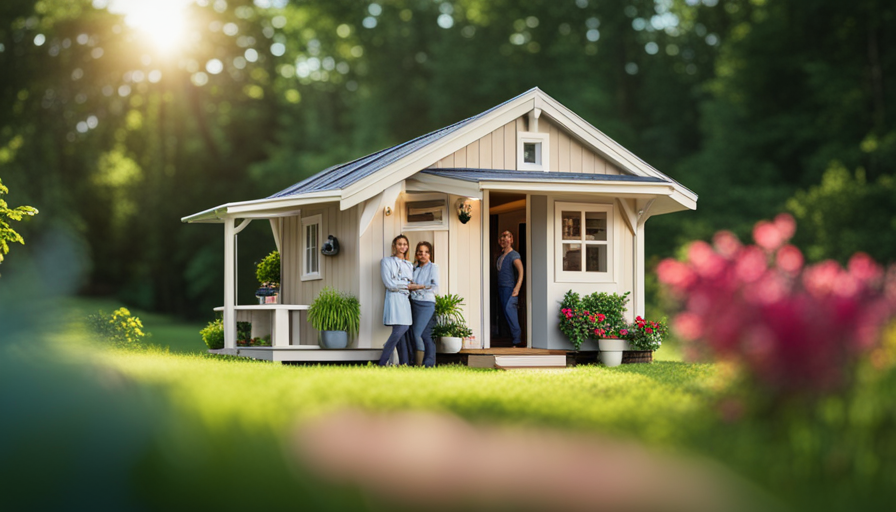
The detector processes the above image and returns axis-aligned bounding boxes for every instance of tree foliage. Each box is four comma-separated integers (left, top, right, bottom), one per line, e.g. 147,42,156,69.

1,0,893,315
0,177,38,266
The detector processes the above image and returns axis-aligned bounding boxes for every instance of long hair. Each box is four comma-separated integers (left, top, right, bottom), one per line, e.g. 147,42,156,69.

391,234,410,260
414,241,435,265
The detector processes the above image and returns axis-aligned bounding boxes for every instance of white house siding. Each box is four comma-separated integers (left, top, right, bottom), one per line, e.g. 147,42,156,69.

447,194,482,345
281,203,360,346
432,116,622,174
529,193,636,351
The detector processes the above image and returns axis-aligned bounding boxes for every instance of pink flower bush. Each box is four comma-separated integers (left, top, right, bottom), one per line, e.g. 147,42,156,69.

659,213,896,394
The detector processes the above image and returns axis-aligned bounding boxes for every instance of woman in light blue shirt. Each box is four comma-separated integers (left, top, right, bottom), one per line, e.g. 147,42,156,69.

409,241,439,367
377,235,414,366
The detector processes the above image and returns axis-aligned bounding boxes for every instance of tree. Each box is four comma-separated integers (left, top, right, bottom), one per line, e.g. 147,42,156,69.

0,177,38,266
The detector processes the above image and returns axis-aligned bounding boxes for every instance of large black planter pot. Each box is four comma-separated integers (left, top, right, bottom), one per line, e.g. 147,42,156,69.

319,330,348,349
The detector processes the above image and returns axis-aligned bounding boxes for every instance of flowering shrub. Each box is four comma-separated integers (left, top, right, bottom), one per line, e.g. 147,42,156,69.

560,291,634,349
658,213,896,394
87,307,148,346
627,317,667,351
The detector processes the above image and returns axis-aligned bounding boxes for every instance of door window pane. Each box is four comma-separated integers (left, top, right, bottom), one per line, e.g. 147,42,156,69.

561,211,581,240
586,244,607,272
562,243,582,271
585,211,607,241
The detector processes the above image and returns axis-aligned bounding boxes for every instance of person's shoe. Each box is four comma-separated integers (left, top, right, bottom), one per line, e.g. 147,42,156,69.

415,350,425,366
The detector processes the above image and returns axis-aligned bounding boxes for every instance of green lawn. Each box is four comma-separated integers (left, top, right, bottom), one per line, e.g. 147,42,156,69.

3,297,894,511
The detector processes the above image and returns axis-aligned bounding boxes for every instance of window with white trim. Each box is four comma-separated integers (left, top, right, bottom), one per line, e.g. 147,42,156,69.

554,202,614,282
517,132,550,171
301,214,322,281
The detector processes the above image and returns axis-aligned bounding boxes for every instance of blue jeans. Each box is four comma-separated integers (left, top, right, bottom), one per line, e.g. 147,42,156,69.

498,286,521,345
410,300,437,368
378,325,411,366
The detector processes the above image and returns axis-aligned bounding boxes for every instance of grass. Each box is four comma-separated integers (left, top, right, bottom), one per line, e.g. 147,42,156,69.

4,297,895,511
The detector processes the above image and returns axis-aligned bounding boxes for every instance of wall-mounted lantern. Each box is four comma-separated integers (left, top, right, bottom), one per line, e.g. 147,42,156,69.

321,235,340,256
456,198,473,224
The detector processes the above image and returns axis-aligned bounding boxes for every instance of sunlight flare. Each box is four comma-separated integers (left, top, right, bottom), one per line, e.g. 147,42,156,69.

106,0,191,52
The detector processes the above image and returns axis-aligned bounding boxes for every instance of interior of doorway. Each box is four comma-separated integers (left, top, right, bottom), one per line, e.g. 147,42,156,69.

489,192,527,348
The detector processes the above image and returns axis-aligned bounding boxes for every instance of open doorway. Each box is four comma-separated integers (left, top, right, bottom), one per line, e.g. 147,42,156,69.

489,192,527,348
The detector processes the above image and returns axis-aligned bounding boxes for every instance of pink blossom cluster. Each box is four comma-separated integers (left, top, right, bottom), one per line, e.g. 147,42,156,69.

658,213,896,393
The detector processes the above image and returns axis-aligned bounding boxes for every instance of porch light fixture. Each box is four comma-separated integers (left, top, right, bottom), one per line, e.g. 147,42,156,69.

384,206,392,216
456,198,473,224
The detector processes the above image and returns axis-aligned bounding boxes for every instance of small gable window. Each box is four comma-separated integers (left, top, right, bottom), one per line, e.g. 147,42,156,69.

517,132,549,171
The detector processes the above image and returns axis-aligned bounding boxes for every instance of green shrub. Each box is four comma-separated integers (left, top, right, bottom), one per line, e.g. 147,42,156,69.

581,291,629,330
200,319,225,350
308,288,360,334
432,321,473,338
256,251,280,287
87,308,149,346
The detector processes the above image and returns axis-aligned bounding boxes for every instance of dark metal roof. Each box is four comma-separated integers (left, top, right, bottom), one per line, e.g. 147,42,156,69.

421,168,669,184
268,89,535,199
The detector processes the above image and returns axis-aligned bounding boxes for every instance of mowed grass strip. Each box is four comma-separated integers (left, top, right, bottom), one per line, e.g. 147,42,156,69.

101,349,718,445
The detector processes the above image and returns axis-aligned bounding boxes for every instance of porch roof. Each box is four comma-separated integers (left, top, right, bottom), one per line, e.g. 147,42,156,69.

421,168,669,184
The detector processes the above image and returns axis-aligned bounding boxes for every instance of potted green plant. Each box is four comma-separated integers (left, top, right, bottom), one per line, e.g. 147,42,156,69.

434,294,469,353
308,288,361,349
255,251,280,304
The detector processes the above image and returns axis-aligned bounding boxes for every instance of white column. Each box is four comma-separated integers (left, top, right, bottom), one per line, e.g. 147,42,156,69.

634,221,646,319
224,217,236,349
272,308,290,347
481,190,490,349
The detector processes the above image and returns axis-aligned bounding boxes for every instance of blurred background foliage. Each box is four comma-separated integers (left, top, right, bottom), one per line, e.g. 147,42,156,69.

1,0,894,318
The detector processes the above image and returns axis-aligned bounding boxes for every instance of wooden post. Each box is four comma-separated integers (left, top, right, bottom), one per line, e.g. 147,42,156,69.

634,223,645,319
224,217,236,349
481,190,490,349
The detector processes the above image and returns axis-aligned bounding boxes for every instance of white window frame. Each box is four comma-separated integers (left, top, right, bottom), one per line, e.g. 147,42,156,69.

401,192,449,231
517,131,550,171
554,202,615,283
301,214,322,281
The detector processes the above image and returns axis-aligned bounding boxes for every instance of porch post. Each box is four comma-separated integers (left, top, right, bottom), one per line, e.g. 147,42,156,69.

224,217,236,349
634,223,645,319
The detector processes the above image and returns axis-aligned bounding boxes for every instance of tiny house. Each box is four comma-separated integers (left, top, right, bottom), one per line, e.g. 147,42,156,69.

183,88,696,361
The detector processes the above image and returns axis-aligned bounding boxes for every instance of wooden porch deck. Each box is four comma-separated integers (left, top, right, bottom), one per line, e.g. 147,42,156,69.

208,347,599,368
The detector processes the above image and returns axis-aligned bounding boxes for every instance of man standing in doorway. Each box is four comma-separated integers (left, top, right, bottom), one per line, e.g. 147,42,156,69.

497,230,524,347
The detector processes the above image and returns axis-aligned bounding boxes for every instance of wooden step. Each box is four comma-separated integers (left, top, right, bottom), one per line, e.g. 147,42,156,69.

467,354,568,369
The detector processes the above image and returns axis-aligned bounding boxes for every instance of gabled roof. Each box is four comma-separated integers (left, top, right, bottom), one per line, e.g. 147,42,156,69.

269,94,521,198
183,87,697,223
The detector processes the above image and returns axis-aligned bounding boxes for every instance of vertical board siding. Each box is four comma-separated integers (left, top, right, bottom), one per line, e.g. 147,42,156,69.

467,139,480,167
491,126,504,169
479,131,492,168
549,124,560,172
558,130,571,172
359,201,389,348
424,115,630,175
454,146,466,168
504,121,516,169
280,204,360,346
447,194,482,343
570,138,583,172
